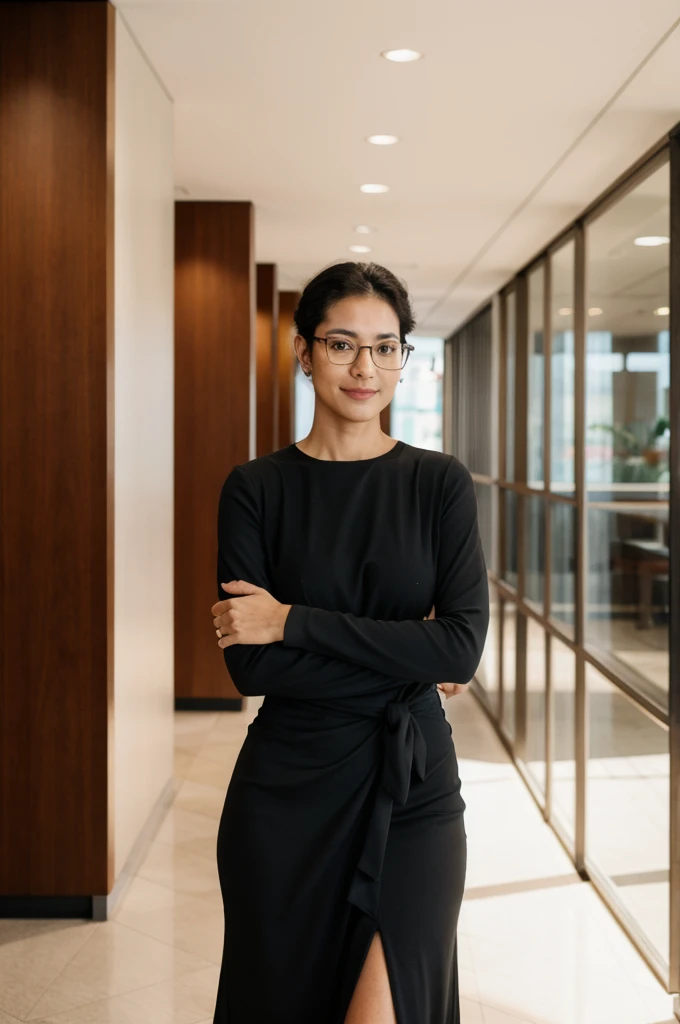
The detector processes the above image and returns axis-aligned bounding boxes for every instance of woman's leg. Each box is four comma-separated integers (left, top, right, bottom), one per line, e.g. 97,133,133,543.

343,930,397,1024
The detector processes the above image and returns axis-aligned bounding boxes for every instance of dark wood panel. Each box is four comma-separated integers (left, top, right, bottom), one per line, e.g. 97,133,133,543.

174,201,255,700
0,1,114,896
277,291,299,448
256,264,278,458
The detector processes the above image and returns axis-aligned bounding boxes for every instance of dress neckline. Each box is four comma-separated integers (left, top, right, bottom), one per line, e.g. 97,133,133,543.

290,439,405,464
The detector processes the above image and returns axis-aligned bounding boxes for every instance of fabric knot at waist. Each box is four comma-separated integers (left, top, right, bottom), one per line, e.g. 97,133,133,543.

347,694,431,921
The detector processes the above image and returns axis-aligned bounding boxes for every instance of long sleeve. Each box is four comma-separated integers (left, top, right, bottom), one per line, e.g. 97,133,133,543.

281,459,490,684
216,465,409,699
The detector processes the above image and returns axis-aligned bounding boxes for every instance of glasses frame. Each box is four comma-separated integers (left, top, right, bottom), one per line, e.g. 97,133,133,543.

311,336,415,370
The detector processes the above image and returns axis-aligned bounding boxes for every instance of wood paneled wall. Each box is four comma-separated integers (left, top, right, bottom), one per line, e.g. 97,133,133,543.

277,291,300,448
256,264,279,457
174,201,256,706
0,1,114,903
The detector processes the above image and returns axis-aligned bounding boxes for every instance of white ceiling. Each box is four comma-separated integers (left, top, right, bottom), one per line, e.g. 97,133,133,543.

113,0,680,337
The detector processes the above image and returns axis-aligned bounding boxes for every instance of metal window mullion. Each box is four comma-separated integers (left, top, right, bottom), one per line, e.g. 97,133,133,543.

516,274,529,757
573,222,587,874
668,122,680,995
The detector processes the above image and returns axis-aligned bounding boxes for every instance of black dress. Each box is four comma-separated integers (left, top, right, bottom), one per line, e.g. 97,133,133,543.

213,439,489,1024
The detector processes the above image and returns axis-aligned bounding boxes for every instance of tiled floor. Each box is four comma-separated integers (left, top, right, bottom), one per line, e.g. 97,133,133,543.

0,691,677,1023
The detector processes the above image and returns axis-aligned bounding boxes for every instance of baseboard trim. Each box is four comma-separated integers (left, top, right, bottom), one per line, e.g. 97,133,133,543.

175,696,243,711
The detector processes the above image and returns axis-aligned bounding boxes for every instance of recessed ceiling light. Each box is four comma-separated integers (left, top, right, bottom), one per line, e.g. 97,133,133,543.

588,307,603,316
355,225,375,234
381,48,423,62
349,245,371,253
360,183,389,193
558,307,573,316
634,235,670,246
367,134,399,145
653,306,670,316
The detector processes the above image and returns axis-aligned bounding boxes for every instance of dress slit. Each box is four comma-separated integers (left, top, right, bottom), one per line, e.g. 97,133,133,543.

335,909,378,1024
376,921,404,1024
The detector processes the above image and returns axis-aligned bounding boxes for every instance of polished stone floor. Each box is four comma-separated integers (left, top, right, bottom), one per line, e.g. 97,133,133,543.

0,689,676,1023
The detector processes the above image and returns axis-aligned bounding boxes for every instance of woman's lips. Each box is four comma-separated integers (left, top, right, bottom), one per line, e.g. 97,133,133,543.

341,388,377,400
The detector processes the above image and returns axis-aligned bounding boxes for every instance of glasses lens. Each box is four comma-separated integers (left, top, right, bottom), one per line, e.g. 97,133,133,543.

373,341,404,369
326,338,405,368
326,338,358,363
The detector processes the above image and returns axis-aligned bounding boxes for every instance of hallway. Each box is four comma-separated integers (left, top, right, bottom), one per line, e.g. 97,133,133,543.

0,692,673,1024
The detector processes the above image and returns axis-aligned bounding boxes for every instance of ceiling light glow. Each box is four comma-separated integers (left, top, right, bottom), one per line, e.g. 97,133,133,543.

381,49,423,62
588,307,603,316
367,134,399,145
360,183,389,193
355,225,374,233
653,306,670,316
634,235,670,247
558,307,573,316
349,245,371,253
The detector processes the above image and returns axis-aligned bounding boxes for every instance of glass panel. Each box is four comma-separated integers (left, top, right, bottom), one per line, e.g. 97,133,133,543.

550,501,576,638
551,637,576,842
477,586,501,717
448,307,493,475
586,663,669,966
505,291,516,482
586,507,668,704
503,489,518,590
390,335,444,450
585,161,670,710
527,265,545,488
294,359,315,441
525,616,546,796
474,482,494,574
550,241,575,495
525,493,545,610
502,601,517,740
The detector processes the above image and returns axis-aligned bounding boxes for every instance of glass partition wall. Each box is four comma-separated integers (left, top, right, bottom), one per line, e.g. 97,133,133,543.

445,126,679,999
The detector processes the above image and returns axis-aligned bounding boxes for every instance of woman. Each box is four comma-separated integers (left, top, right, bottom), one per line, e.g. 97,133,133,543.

210,261,490,1024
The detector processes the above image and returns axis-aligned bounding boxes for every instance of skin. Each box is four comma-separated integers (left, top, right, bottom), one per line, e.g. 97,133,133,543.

211,294,466,1018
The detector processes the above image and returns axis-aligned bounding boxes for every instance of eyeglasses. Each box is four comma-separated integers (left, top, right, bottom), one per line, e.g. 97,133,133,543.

312,335,414,370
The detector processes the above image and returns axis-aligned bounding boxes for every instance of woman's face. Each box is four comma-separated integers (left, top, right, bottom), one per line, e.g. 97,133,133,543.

296,294,402,420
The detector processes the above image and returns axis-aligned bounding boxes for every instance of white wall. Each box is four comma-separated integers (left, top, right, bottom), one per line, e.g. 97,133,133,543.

113,10,175,879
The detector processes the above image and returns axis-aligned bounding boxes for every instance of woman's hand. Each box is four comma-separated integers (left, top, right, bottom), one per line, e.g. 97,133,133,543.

425,604,468,699
436,683,468,699
212,581,292,647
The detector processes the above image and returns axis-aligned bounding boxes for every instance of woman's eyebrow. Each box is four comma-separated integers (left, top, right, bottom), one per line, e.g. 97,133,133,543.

325,328,399,340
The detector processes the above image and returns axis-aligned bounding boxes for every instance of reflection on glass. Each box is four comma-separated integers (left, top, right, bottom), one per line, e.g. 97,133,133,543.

503,489,518,590
587,507,668,701
550,502,576,637
525,494,545,610
585,161,669,710
505,291,516,482
527,266,545,488
477,587,501,716
551,637,575,843
550,242,575,494
502,601,516,740
586,663,669,965
525,616,546,795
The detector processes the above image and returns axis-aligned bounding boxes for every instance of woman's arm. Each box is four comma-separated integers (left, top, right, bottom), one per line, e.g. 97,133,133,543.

216,465,410,699
281,460,490,684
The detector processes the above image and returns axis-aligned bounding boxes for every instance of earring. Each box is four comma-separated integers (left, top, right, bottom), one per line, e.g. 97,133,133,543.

399,377,403,383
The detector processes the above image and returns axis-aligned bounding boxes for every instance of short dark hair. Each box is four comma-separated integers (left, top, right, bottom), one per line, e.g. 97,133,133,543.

293,261,417,358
